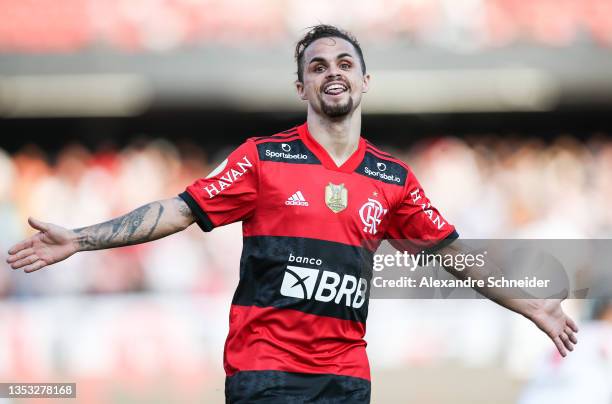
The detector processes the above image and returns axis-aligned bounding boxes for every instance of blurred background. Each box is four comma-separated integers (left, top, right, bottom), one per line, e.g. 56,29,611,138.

1,0,612,403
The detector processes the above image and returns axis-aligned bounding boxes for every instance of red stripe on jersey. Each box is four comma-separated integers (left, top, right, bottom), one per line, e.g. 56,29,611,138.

253,135,300,145
364,140,395,156
253,130,299,141
365,146,391,159
243,161,386,248
365,146,407,167
224,305,370,380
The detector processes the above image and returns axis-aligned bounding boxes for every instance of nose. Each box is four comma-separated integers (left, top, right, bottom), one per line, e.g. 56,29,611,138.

326,65,342,79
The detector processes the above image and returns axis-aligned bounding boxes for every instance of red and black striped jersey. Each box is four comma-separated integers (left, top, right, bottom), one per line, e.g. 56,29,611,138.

180,122,457,387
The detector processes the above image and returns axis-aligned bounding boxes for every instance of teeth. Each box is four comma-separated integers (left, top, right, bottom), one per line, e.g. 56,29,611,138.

324,83,347,94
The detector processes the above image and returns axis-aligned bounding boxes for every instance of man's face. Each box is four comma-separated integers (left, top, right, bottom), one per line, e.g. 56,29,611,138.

296,37,370,118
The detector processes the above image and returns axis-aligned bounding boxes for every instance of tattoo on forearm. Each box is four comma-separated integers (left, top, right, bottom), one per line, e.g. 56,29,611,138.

146,203,165,238
178,199,193,218
74,202,165,250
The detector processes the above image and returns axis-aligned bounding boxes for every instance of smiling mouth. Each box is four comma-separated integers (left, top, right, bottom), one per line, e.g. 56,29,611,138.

323,82,348,96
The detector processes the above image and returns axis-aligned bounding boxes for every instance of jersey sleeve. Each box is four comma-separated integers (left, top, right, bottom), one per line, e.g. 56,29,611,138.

384,169,458,252
179,140,258,232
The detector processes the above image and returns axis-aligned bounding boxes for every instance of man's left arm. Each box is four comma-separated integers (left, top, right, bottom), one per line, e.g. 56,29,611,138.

384,166,578,356
437,239,579,357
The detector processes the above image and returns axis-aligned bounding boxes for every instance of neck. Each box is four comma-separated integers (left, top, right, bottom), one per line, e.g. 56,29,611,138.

306,106,362,166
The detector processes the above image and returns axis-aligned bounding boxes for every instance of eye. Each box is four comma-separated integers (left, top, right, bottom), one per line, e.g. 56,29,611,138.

340,62,351,70
314,64,326,73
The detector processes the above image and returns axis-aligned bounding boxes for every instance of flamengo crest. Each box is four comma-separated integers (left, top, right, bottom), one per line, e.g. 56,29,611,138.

325,183,348,213
359,198,387,235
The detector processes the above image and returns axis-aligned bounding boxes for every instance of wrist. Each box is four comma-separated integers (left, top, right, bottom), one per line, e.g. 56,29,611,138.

517,299,543,321
70,229,86,253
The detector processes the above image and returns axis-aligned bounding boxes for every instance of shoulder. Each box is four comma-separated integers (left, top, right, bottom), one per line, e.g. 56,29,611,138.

363,140,410,170
247,126,318,165
356,139,411,186
248,126,301,145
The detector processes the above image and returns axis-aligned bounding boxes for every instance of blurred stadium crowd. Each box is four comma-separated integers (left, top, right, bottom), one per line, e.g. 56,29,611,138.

1,133,611,298
0,0,611,52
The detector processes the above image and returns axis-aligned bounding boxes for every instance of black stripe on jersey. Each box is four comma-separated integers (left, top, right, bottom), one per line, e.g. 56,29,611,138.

354,151,407,186
387,229,460,256
226,370,371,404
253,129,298,141
365,141,394,158
366,148,399,163
365,148,407,169
365,142,404,161
253,133,298,142
254,135,300,144
257,138,321,165
424,230,460,253
178,192,214,232
233,236,374,323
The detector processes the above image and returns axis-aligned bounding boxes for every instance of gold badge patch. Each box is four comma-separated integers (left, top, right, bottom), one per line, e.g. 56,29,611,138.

325,183,348,213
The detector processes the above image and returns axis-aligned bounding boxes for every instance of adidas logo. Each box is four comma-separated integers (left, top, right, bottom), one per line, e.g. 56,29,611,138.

285,191,309,206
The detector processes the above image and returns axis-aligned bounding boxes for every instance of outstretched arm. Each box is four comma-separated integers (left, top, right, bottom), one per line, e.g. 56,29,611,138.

6,196,195,273
437,239,579,357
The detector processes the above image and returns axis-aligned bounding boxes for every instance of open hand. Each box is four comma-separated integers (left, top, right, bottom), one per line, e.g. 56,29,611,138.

529,299,579,357
6,217,77,273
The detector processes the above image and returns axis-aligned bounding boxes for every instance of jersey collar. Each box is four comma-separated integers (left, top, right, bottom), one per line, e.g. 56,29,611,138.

297,122,366,173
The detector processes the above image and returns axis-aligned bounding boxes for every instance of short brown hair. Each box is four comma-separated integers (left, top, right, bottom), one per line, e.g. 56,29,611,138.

294,24,366,82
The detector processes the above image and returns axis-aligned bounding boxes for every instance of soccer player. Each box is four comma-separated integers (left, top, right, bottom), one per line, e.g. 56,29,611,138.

7,25,578,403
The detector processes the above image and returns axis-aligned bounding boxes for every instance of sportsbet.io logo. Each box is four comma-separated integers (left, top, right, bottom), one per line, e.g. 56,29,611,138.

364,166,401,183
265,143,308,160
280,254,368,309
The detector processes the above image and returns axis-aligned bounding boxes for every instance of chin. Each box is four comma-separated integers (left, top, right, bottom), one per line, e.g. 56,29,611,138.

321,98,354,118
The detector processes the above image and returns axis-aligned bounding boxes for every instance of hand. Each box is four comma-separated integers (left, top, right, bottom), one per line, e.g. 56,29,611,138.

6,217,78,273
528,299,579,357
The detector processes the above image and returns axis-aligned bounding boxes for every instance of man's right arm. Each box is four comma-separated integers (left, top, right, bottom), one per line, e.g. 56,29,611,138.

6,196,195,273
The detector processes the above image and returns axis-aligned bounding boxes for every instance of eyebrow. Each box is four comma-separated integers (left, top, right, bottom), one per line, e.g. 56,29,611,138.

308,53,354,65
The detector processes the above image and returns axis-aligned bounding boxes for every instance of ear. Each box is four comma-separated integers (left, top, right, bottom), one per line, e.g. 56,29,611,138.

295,80,308,100
362,73,371,93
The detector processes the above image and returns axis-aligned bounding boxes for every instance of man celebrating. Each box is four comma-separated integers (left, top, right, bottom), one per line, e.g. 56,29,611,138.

7,25,578,403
